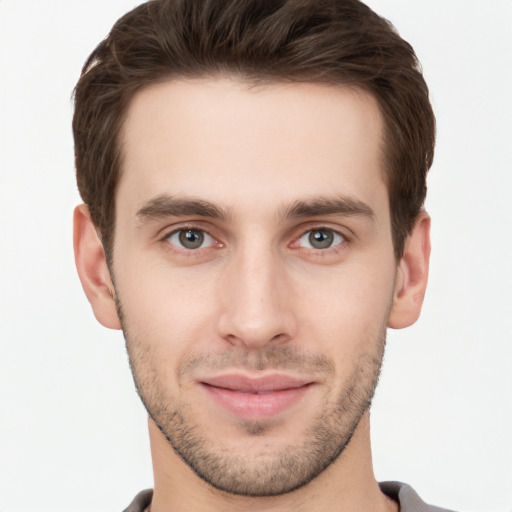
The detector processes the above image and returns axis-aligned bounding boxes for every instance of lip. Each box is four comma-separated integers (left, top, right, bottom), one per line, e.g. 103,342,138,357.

199,374,314,420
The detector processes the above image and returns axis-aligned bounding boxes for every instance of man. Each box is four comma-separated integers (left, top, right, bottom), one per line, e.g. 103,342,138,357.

72,0,451,510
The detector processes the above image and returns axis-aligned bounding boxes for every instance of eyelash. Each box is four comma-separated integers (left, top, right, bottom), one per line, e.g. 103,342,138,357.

160,225,349,255
296,228,346,252
160,225,222,255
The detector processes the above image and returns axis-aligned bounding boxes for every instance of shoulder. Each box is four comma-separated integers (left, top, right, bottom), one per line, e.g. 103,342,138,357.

122,489,153,512
123,484,459,512
379,481,459,512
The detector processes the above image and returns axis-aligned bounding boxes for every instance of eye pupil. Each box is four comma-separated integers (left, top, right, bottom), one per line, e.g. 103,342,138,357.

179,229,204,249
309,230,334,249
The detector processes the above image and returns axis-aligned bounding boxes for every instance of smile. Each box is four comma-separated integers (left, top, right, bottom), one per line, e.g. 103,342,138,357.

199,374,314,420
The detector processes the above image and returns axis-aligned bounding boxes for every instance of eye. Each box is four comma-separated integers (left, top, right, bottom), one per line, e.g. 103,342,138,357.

298,229,345,250
167,229,215,250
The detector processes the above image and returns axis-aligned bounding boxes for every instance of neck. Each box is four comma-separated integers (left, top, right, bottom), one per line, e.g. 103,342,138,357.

148,413,398,512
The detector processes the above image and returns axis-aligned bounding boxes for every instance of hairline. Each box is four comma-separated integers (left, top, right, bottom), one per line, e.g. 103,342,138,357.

105,73,393,264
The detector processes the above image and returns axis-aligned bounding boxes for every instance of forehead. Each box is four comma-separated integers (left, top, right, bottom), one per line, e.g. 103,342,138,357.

118,77,387,217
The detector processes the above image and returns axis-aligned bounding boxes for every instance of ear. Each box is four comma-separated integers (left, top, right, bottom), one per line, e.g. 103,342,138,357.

73,204,122,330
388,210,431,329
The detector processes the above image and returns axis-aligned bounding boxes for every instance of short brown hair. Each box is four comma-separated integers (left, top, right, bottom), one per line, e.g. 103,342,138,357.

73,0,435,262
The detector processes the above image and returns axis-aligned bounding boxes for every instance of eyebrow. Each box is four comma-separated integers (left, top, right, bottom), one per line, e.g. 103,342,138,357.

136,195,232,223
277,196,375,221
135,193,374,224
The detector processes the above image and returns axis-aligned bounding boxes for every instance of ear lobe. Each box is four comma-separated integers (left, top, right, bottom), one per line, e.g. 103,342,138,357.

73,204,122,330
388,211,431,329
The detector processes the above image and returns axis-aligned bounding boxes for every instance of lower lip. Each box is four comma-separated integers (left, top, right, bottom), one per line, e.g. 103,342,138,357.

201,383,312,420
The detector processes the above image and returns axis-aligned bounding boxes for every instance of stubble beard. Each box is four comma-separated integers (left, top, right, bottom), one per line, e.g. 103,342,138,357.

116,297,387,497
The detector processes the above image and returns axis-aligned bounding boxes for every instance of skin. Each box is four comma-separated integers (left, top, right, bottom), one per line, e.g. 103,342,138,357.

74,77,430,512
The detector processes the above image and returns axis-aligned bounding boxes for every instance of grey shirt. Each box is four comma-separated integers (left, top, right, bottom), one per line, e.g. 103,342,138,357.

123,482,457,511
379,482,457,511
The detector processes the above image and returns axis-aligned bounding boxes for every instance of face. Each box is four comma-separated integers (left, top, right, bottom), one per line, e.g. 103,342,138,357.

112,78,398,496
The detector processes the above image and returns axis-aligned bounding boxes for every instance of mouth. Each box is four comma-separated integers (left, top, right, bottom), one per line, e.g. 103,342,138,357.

199,374,315,420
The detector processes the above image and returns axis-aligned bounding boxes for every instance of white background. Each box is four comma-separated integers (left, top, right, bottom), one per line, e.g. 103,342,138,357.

1,1,511,511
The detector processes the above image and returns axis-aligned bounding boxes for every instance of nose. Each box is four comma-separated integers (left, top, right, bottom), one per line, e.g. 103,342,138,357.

217,245,297,350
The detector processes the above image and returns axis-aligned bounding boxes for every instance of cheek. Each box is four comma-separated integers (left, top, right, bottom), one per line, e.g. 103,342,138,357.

113,232,396,361
295,261,395,350
117,264,222,400
115,257,221,353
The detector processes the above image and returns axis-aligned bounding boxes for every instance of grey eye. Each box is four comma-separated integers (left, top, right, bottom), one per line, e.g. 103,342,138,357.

168,229,214,250
298,229,344,250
